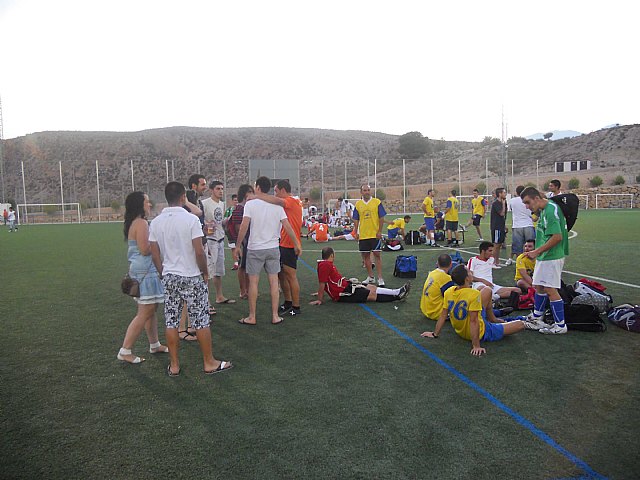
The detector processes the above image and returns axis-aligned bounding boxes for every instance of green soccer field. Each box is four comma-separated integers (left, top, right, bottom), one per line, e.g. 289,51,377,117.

1,210,639,479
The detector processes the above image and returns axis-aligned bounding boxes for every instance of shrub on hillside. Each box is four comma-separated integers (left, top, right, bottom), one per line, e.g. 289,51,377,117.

589,176,603,187
375,189,386,201
636,174,640,183
475,182,487,194
568,177,580,189
613,175,625,186
309,187,321,201
111,200,121,211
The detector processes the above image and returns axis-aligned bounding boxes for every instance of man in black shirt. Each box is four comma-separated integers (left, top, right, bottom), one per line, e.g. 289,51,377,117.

490,187,507,268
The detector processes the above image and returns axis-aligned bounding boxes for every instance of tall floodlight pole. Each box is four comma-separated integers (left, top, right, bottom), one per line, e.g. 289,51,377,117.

402,158,406,214
297,160,301,196
0,95,5,203
273,159,276,179
511,158,514,194
96,160,101,222
130,158,135,191
431,158,434,192
59,161,65,222
21,161,27,224
344,158,347,197
536,159,539,190
223,158,227,203
485,158,489,195
458,158,462,197
165,160,169,183
367,159,370,184
171,159,175,181
374,158,377,195
321,158,325,213
197,157,201,174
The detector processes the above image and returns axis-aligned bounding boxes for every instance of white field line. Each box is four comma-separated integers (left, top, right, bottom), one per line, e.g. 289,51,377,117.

302,229,640,290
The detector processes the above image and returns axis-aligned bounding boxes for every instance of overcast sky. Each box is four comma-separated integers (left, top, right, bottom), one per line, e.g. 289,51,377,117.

1,0,637,141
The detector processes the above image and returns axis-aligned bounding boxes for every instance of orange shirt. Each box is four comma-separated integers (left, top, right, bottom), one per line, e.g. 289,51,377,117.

310,223,329,242
280,196,303,248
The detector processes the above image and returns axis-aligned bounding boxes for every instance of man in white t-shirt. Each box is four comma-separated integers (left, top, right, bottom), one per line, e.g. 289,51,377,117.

150,181,233,377
467,241,521,300
234,176,302,325
546,179,562,199
202,180,236,307
507,185,536,266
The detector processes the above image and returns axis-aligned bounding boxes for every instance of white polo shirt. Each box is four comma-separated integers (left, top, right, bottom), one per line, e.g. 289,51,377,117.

243,198,287,250
149,207,204,277
467,255,495,284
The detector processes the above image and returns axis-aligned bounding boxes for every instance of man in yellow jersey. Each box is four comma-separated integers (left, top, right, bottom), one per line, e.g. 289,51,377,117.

421,189,438,247
386,215,411,240
421,265,525,356
444,189,461,247
353,184,387,286
420,254,455,320
464,189,487,241
515,239,536,291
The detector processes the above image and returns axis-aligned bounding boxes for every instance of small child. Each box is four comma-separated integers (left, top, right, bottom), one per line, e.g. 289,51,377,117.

421,264,525,356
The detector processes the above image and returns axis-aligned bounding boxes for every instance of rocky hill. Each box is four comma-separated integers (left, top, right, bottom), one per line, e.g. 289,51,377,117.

1,124,639,207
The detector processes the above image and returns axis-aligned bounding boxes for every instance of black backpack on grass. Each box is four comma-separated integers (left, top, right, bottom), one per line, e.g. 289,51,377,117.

544,304,606,332
404,231,421,245
550,193,580,230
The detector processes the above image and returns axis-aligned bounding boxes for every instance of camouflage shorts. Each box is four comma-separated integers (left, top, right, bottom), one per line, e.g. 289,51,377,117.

162,273,210,329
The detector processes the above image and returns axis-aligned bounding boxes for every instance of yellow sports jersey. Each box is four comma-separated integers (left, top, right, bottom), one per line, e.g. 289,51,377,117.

422,196,434,218
420,268,455,320
444,196,459,222
387,218,405,231
514,254,536,281
354,198,384,240
444,287,484,341
472,196,486,216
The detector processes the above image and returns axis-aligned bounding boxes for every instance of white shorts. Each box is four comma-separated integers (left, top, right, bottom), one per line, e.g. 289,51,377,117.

311,234,332,242
532,258,564,289
206,239,226,277
472,282,502,295
344,233,355,241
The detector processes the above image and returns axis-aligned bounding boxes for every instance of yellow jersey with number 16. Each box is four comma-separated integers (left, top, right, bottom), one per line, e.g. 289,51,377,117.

444,286,483,341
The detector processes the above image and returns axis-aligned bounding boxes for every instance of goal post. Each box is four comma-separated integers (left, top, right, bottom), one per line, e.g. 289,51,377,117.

595,194,634,209
17,203,83,224
575,194,590,210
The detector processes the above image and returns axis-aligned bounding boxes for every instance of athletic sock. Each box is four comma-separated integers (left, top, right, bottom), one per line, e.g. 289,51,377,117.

377,287,401,296
375,294,395,302
550,299,566,326
533,292,549,317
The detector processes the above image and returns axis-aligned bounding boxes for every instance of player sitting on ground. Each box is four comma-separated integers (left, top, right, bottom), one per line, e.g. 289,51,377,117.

421,264,525,356
467,241,522,300
386,215,411,240
309,247,411,305
515,239,536,291
307,221,331,242
420,254,455,320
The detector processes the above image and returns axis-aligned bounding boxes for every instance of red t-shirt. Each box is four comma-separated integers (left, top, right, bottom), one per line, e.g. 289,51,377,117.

280,196,303,248
317,260,348,301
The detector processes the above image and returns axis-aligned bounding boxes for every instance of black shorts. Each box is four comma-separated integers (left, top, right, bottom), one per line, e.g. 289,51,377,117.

240,239,249,269
358,238,383,253
472,214,483,226
337,284,370,303
445,221,458,232
279,246,298,269
492,229,506,244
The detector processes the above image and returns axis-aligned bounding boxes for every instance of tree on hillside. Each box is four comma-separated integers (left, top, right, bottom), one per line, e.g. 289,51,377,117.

543,132,553,141
398,132,431,159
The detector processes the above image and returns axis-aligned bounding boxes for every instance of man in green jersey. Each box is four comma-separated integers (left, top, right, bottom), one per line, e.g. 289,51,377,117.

520,187,569,334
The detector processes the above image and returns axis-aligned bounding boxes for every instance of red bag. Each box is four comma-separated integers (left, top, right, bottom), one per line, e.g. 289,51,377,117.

578,278,607,292
518,287,536,309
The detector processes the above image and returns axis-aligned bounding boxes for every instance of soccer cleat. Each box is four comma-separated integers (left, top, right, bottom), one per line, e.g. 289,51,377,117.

278,303,292,313
377,278,385,287
476,238,485,242
397,282,412,300
431,243,440,248
289,307,302,316
492,264,502,269
523,314,548,331
362,276,375,285
504,259,513,266
539,323,568,335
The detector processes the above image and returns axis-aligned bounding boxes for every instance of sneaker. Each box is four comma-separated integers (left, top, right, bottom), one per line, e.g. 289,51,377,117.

397,282,412,300
278,303,292,313
476,238,484,242
460,225,467,232
362,276,375,285
289,307,301,316
504,258,513,266
377,278,385,287
523,314,548,331
432,243,440,248
539,323,568,335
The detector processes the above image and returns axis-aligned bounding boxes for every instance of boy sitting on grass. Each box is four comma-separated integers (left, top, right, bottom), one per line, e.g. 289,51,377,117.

421,264,525,356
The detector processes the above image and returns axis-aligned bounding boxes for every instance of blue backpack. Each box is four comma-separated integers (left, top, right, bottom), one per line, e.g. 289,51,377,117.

393,255,417,278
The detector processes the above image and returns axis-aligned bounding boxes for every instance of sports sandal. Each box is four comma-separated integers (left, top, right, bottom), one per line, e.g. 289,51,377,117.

204,361,233,375
178,330,198,341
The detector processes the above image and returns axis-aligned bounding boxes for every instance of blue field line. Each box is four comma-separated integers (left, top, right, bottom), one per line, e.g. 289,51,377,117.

297,258,607,480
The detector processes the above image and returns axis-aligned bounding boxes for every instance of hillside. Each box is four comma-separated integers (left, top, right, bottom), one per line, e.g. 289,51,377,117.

1,124,639,207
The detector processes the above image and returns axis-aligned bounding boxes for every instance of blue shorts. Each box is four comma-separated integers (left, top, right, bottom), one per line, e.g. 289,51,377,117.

424,217,435,230
387,228,399,239
481,318,505,342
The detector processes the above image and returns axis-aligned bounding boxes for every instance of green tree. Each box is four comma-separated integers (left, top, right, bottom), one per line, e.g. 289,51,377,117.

636,174,640,183
543,132,553,141
309,187,321,201
111,200,121,211
375,189,386,201
44,205,58,216
613,175,625,186
482,136,501,146
397,132,431,159
589,176,603,187
568,177,580,189
475,182,487,194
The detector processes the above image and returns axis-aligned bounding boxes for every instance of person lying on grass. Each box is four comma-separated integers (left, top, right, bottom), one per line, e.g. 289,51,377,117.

309,247,411,305
421,264,525,356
